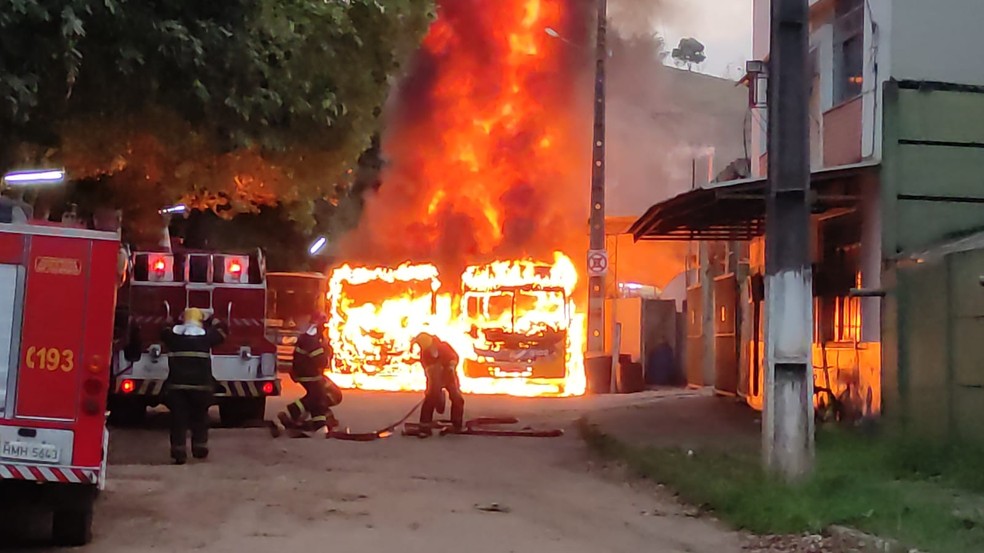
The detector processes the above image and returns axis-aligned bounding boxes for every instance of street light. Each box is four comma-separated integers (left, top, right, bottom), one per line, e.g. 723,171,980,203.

159,204,188,215
2,168,66,187
309,236,327,256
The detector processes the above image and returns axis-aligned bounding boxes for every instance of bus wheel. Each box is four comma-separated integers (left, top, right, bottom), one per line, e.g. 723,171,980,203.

52,494,94,546
219,398,266,427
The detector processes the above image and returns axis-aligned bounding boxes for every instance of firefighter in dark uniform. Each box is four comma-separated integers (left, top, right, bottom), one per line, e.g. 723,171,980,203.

276,313,342,432
161,308,226,464
413,333,465,436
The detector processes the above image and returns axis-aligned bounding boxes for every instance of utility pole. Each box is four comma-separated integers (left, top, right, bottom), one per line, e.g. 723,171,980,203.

763,0,814,480
587,0,607,356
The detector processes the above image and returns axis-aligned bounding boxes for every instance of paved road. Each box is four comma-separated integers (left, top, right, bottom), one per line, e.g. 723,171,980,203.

2,385,744,553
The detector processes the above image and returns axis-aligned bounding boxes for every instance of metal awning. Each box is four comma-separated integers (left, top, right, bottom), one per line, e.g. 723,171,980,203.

629,161,880,242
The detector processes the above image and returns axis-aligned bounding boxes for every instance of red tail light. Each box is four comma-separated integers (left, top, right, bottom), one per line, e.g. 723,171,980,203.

82,378,104,415
262,382,275,395
121,379,136,394
83,378,103,396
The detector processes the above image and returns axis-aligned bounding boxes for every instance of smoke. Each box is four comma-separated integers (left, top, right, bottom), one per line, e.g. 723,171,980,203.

337,0,745,289
608,0,683,38
604,1,748,218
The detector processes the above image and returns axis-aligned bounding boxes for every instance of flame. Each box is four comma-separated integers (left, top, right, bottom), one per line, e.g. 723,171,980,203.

330,0,591,397
327,252,585,397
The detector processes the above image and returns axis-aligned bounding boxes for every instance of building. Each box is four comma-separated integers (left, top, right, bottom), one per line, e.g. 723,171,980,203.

631,0,984,443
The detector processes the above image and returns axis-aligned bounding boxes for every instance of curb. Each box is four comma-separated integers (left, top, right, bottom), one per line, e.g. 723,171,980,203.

827,525,923,553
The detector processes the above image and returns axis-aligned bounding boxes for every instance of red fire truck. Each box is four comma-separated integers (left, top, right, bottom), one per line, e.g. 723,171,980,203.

109,249,280,426
0,222,117,546
265,272,327,371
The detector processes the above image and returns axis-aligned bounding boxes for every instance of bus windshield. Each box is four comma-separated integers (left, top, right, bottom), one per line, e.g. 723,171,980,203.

267,276,324,324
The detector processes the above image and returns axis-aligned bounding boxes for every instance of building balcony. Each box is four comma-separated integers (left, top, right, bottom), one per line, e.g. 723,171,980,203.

822,96,863,168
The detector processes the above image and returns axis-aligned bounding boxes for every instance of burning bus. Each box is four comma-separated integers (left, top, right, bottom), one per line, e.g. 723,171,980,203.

457,253,584,396
324,252,586,397
326,262,451,391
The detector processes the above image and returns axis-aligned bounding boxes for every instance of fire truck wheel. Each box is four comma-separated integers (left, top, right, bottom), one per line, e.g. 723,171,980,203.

108,397,147,427
219,398,266,427
52,496,94,547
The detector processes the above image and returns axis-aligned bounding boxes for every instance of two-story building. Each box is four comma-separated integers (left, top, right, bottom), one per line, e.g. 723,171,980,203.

630,0,984,443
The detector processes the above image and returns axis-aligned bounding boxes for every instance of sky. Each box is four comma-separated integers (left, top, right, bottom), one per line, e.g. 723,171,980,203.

658,0,753,79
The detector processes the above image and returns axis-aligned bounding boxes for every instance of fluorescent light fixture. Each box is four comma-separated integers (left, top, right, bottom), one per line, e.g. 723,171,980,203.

159,204,188,215
3,169,66,186
309,236,327,256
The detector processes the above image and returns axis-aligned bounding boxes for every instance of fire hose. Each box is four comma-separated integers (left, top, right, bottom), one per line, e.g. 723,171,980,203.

403,416,564,438
326,399,425,441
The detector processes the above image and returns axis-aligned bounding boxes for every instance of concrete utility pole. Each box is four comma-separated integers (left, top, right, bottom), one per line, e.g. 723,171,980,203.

586,0,607,355
763,0,814,480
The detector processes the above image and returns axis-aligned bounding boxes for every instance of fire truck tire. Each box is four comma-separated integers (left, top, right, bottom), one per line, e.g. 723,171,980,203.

52,495,94,547
108,397,147,426
219,398,266,427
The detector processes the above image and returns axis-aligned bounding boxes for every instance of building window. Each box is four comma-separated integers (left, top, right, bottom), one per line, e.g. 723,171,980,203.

833,294,862,343
834,0,864,104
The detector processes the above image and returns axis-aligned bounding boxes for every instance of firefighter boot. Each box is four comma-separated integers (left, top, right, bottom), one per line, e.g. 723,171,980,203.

192,443,209,460
302,416,327,433
171,447,188,465
278,411,299,429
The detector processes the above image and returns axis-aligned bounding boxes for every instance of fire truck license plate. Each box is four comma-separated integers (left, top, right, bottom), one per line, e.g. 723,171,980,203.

1,440,60,464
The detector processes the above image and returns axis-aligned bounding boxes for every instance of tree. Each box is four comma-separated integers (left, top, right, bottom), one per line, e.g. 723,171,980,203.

0,0,434,243
671,37,706,71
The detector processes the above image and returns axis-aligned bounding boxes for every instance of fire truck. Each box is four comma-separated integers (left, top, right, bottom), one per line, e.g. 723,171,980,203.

265,272,326,371
109,249,280,426
0,221,117,546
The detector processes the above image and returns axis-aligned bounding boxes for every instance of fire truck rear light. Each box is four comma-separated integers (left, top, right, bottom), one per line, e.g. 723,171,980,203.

229,261,243,275
121,380,136,394
262,382,275,395
83,378,103,396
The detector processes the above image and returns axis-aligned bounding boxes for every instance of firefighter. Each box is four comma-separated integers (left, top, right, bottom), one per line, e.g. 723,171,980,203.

413,333,464,437
276,313,342,432
161,308,226,464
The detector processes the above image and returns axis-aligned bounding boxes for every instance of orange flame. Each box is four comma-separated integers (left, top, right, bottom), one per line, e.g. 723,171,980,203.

331,0,591,397
326,252,585,397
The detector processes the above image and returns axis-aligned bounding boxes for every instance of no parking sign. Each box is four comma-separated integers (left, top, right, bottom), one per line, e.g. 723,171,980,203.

587,250,608,277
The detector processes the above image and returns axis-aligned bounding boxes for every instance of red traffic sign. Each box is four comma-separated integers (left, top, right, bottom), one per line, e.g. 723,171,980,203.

587,250,608,277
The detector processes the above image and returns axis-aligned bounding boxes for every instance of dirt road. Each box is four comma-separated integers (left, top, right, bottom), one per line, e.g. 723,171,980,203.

3,387,745,553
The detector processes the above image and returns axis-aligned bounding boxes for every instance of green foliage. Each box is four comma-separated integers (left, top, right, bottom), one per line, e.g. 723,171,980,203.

0,0,434,237
578,418,984,553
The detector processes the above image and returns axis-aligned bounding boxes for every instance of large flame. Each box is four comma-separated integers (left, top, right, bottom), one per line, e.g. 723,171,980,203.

327,252,585,397
331,0,591,397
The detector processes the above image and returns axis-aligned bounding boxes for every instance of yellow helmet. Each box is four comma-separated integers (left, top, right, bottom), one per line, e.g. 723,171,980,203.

413,333,434,350
183,308,204,325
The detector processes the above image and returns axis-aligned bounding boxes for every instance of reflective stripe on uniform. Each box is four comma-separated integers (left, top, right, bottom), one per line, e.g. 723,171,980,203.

295,376,322,383
308,348,325,358
169,351,210,359
310,415,327,422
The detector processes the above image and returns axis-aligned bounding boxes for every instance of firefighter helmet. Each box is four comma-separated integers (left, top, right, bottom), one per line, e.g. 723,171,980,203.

183,308,204,326
413,333,435,350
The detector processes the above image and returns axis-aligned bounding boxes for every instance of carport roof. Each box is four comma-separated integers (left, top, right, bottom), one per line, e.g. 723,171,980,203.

629,161,880,242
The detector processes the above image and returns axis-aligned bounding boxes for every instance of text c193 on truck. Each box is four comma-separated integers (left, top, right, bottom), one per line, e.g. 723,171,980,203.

110,249,280,427
0,204,118,546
